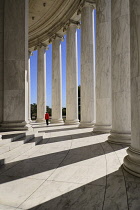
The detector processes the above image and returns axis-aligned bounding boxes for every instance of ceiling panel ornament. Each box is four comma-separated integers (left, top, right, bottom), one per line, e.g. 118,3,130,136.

29,0,82,49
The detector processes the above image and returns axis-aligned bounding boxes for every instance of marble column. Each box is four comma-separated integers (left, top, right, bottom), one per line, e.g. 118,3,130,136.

79,2,95,128
1,0,31,130
65,22,79,125
28,51,32,122
51,36,63,124
108,0,131,144
0,0,4,124
93,0,112,133
123,0,140,177
36,46,46,123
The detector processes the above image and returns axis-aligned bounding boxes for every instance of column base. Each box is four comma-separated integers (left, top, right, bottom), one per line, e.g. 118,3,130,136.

79,121,94,128
107,131,131,145
93,124,111,133
123,146,140,177
65,119,79,125
51,119,64,124
28,118,32,123
0,121,33,131
36,118,45,123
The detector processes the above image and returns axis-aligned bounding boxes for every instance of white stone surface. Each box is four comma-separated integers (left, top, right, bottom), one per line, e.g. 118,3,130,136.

93,0,112,133
19,180,105,210
123,0,140,177
28,0,82,49
108,0,131,144
36,46,46,123
0,124,139,209
0,176,44,208
80,3,95,128
0,0,4,124
0,204,22,210
28,52,31,122
1,0,30,130
65,24,79,125
51,37,63,124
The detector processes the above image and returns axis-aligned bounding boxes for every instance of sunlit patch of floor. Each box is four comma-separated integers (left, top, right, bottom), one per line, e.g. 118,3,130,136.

0,124,140,210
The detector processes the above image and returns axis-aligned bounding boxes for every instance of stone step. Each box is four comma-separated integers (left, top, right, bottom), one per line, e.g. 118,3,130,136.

0,134,35,156
0,133,43,164
0,133,26,146
27,135,43,145
0,159,4,167
15,134,35,144
0,140,37,164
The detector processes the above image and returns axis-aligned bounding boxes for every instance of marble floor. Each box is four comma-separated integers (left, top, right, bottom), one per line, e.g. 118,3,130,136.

0,124,140,210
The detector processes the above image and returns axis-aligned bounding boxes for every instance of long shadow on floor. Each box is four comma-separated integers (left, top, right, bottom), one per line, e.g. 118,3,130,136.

33,124,66,129
0,141,126,185
22,167,138,210
39,131,104,145
38,127,87,133
1,133,25,139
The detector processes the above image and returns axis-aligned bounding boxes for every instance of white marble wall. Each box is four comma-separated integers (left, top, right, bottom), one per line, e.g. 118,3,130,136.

51,37,63,124
65,24,79,125
28,52,31,122
0,0,4,123
123,0,140,177
2,0,30,130
93,0,112,133
36,46,46,122
108,0,131,144
80,3,95,127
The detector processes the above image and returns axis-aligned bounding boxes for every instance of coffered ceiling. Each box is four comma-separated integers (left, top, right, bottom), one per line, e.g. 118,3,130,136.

29,0,82,49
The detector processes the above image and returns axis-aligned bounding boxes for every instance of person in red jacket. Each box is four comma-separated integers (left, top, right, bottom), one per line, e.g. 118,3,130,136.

45,112,50,126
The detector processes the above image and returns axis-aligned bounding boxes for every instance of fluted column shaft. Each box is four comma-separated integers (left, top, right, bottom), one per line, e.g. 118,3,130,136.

123,0,140,177
1,0,31,130
28,52,31,122
80,3,95,127
108,0,131,144
0,0,4,124
51,37,63,124
93,0,112,133
36,46,46,122
65,24,79,125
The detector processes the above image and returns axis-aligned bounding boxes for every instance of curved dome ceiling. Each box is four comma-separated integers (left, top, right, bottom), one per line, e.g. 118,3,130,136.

29,0,82,49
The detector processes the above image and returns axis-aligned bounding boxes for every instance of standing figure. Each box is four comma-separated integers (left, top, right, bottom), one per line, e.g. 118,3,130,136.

45,112,50,126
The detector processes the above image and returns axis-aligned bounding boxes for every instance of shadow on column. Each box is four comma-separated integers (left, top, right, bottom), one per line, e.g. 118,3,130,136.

23,167,139,210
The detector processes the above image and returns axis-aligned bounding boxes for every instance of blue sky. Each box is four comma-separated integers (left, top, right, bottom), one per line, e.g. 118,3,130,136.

30,10,96,108
30,29,81,108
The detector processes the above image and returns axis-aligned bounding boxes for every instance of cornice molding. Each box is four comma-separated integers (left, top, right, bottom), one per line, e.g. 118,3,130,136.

34,43,49,51
28,51,33,56
49,34,64,43
29,0,81,48
77,0,96,14
63,19,80,32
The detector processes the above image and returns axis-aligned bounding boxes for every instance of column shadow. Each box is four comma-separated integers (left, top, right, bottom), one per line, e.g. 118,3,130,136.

0,141,126,185
33,124,66,129
38,127,86,133
23,167,135,210
39,131,105,145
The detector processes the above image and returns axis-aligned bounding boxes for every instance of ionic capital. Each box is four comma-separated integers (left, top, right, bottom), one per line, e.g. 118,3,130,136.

49,34,64,43
63,20,80,32
28,50,33,57
77,0,96,14
84,0,96,8
34,43,48,51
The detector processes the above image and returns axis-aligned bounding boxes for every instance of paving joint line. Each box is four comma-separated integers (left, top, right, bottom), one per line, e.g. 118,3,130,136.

17,133,73,208
109,143,129,210
100,142,108,210
0,135,50,175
